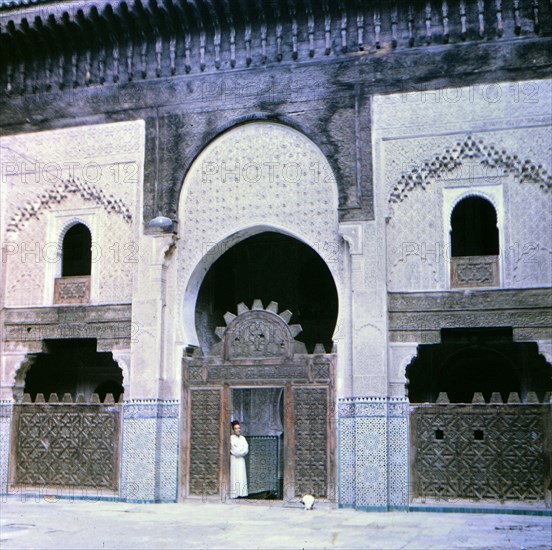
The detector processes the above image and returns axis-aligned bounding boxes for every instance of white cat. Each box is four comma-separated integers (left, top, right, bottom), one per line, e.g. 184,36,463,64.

300,494,315,510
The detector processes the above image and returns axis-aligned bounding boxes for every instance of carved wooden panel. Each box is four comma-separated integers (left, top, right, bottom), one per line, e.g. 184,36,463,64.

195,364,309,383
412,405,549,500
293,387,328,498
189,390,221,496
451,256,499,288
227,318,289,359
13,404,120,489
54,276,91,304
219,307,301,360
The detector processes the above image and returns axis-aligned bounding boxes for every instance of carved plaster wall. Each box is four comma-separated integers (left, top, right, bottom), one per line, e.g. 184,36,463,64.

0,121,144,306
172,121,348,392
372,79,552,293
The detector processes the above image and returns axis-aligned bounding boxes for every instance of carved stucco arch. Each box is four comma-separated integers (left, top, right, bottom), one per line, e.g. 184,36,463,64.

388,135,552,214
57,217,93,248
5,177,132,236
111,352,130,398
448,191,499,228
11,355,34,401
174,116,341,217
180,224,342,349
177,120,341,349
537,341,552,367
399,347,419,391
55,218,94,265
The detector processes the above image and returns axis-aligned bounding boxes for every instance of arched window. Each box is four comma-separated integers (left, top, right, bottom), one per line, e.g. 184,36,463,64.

451,196,499,256
450,197,499,287
62,223,92,276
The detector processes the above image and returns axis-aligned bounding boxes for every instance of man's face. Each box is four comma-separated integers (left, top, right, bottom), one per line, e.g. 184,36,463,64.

233,423,241,436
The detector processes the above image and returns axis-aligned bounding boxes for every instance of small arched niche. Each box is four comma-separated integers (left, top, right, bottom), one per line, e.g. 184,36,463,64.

451,196,499,257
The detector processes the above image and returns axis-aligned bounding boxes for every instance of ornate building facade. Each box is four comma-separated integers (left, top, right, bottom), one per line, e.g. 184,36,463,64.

0,0,551,510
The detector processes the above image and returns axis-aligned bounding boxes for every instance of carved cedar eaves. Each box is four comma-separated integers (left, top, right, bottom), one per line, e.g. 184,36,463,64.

0,0,547,94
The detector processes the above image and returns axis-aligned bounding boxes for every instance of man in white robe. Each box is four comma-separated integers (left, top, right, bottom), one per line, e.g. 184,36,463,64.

230,420,249,498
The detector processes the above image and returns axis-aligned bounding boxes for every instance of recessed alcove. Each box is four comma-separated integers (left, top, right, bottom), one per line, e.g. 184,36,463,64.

195,232,338,354
21,339,123,402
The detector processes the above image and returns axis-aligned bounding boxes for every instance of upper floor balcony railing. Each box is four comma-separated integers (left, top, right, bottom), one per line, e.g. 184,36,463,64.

451,255,499,288
54,275,91,305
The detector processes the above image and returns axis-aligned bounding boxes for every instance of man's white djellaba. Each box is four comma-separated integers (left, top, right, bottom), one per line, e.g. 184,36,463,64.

230,421,249,498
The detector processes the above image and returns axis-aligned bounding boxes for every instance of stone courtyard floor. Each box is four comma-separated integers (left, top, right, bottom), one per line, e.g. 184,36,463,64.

1,496,551,550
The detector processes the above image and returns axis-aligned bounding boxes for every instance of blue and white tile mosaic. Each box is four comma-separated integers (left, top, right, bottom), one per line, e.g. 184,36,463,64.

0,402,14,493
338,417,355,506
338,397,409,510
387,416,409,507
355,417,387,507
120,400,179,502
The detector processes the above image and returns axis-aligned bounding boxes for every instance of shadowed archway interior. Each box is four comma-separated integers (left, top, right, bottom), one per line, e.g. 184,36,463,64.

406,328,552,403
195,232,338,354
22,339,123,402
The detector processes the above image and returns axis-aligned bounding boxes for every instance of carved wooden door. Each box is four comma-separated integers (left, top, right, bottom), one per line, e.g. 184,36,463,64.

181,300,336,500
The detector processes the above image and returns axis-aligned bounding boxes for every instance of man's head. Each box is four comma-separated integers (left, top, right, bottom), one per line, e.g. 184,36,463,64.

231,420,241,435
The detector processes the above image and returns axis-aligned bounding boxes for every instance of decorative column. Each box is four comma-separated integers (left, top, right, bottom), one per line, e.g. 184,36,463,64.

340,221,389,397
119,231,180,502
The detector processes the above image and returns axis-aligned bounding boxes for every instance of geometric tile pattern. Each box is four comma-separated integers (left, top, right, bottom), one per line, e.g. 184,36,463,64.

388,416,409,507
355,416,387,507
245,436,280,495
120,417,157,501
338,397,409,510
13,403,120,489
338,417,356,506
158,414,179,502
120,400,179,502
388,400,409,508
412,404,549,501
0,403,14,493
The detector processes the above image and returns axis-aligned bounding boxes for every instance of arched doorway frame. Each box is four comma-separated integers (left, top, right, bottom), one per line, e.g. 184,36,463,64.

174,120,350,502
174,120,350,397
180,224,343,352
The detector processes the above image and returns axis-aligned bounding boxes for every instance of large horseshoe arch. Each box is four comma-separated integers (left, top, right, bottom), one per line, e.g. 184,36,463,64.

176,121,341,502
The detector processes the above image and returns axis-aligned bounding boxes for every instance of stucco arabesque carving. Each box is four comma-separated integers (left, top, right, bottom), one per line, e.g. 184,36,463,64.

6,176,133,235
388,135,552,209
